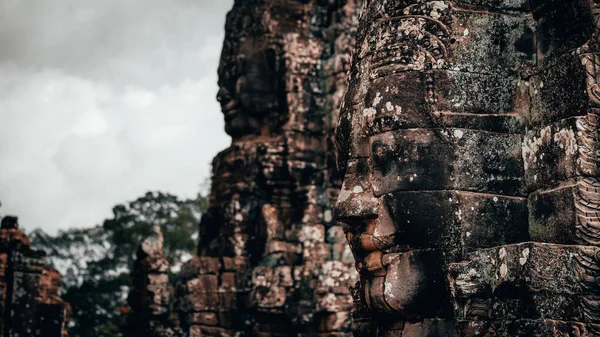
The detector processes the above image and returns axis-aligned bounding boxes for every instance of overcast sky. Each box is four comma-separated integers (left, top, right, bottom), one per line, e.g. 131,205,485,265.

0,0,234,234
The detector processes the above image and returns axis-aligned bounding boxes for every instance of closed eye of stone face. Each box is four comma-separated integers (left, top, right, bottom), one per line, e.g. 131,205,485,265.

371,140,395,170
367,128,525,197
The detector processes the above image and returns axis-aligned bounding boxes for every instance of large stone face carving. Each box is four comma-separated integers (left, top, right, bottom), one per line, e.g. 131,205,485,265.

336,0,600,335
0,216,70,337
176,1,362,336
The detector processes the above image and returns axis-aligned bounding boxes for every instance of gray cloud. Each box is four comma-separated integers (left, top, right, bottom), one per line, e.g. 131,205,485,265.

0,0,234,233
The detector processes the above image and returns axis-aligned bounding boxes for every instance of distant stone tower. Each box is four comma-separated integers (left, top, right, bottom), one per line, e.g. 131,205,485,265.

127,225,182,337
0,216,70,337
175,0,362,336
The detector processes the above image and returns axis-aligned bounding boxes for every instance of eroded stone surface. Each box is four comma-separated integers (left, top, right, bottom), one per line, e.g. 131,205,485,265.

335,0,600,335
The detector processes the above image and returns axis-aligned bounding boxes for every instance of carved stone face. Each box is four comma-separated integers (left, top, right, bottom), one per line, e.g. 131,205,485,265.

334,123,454,319
334,1,533,323
217,36,283,138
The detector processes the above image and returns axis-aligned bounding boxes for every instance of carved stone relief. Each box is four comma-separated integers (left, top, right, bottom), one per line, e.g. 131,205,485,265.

336,0,600,335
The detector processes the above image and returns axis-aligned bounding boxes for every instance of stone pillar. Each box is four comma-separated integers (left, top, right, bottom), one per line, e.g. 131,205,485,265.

0,216,70,337
176,0,362,335
127,225,181,337
335,0,600,335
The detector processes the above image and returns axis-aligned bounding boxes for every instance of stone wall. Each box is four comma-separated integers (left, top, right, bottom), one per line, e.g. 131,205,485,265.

335,0,600,335
175,0,362,336
0,216,70,337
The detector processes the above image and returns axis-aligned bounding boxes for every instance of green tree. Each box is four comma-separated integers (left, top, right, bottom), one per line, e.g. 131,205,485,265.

30,191,208,337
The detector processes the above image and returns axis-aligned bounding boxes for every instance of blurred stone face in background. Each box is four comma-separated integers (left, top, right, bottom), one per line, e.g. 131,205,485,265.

209,4,288,260
216,2,289,140
217,35,284,139
176,1,363,335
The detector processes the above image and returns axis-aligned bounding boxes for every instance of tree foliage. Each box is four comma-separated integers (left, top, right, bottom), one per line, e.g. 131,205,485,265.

30,191,208,337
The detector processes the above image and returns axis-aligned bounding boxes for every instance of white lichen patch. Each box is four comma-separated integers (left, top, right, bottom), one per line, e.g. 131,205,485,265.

386,101,394,112
500,263,508,278
298,225,325,243
316,293,340,312
519,247,530,265
499,247,507,260
233,233,246,256
553,128,577,156
522,126,551,171
324,210,333,223
372,184,380,193
363,107,376,118
337,183,352,203
373,92,383,107
429,1,449,19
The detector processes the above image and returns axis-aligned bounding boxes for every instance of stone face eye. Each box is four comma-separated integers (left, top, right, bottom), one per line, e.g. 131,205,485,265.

229,56,245,77
371,141,395,169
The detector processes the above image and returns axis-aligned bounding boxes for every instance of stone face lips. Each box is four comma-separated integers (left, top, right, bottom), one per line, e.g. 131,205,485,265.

335,0,600,336
0,216,70,337
172,1,362,336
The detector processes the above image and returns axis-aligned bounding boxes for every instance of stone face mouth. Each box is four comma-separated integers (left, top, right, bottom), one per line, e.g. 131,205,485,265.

221,101,241,121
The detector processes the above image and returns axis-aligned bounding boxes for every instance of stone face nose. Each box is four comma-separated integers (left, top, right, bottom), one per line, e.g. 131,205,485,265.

335,180,379,222
334,158,379,222
216,87,230,104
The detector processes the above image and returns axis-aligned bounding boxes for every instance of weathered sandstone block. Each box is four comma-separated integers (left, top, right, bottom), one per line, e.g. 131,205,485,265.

0,216,70,337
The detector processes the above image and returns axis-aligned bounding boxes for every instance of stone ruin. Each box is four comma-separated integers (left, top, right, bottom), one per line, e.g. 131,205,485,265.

127,225,182,337
0,216,70,337
126,0,600,336
334,0,600,335
172,0,363,335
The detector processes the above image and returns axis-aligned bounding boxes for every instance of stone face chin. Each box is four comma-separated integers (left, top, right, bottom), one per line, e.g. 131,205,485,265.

335,0,600,335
